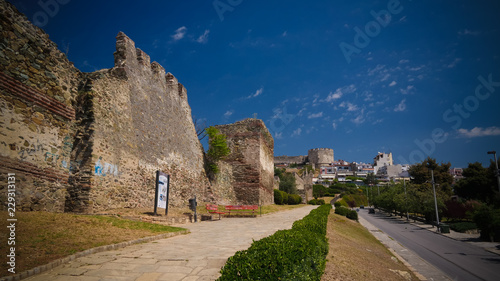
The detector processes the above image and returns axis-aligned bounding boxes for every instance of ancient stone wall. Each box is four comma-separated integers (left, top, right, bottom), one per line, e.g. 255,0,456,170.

67,32,212,212
294,171,313,203
274,155,307,165
0,1,81,211
214,119,274,205
308,148,334,166
0,0,211,213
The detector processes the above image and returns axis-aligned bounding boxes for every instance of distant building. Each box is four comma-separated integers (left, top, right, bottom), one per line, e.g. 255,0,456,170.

373,152,393,174
449,168,464,183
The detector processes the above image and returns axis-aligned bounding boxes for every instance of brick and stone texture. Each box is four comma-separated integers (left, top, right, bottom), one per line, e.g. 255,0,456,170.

0,1,80,212
308,148,334,167
0,0,211,213
294,171,313,203
214,119,274,205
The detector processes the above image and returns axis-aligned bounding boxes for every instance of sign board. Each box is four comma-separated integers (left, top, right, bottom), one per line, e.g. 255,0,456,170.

154,171,170,215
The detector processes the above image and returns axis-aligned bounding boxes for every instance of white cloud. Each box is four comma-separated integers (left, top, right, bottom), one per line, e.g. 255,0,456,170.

446,58,462,68
352,114,365,125
308,112,323,119
196,30,210,43
274,132,283,139
457,127,500,138
282,31,287,37
368,64,386,76
389,81,397,87
291,128,302,137
224,110,234,118
399,59,409,64
400,85,415,95
381,74,391,82
332,117,344,130
246,88,263,99
394,99,406,112
458,29,480,36
325,84,356,102
171,26,187,41
340,102,359,112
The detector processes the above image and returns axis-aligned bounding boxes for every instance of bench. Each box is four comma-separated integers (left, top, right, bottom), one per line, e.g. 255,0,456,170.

206,204,226,220
225,205,259,217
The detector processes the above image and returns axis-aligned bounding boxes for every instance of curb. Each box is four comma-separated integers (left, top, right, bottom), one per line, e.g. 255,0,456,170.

0,230,190,281
387,247,427,280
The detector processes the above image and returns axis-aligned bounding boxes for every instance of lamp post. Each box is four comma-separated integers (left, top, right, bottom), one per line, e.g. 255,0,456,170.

404,178,409,221
431,169,440,231
487,151,500,193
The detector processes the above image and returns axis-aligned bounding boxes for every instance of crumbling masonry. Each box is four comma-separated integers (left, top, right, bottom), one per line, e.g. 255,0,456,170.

0,1,213,212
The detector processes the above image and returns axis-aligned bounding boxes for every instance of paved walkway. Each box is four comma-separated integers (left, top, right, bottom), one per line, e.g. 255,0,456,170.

25,205,317,281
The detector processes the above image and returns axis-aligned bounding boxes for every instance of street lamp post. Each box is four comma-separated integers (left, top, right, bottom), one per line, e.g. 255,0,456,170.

404,178,409,221
431,169,440,231
487,151,500,193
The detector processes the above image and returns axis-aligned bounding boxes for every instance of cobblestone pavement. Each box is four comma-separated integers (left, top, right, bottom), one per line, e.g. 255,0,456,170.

24,205,317,281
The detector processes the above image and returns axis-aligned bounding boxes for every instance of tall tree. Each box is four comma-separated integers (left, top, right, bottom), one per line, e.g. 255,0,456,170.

454,162,496,203
409,157,453,195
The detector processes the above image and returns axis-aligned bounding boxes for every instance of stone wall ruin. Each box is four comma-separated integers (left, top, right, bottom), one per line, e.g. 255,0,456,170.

0,0,211,213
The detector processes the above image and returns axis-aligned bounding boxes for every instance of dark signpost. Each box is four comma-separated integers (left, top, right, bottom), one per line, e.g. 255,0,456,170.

154,171,170,216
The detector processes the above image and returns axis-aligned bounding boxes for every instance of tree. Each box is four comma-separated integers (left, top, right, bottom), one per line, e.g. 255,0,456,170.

409,157,453,196
206,126,230,175
279,172,297,194
454,162,496,203
363,173,378,186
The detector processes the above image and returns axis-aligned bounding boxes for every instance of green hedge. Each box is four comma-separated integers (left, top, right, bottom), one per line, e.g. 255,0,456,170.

274,190,302,205
288,194,302,205
449,221,477,233
308,199,325,205
218,205,332,280
334,206,358,221
274,189,284,205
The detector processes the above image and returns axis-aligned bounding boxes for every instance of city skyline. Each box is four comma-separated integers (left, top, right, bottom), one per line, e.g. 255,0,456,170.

10,0,500,168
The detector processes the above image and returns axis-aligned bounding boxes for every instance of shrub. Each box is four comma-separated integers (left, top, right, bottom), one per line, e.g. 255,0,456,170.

308,199,326,205
274,189,284,205
449,222,478,233
333,201,342,208
288,194,302,205
218,205,331,280
282,191,289,204
473,205,500,242
335,206,349,216
346,209,358,221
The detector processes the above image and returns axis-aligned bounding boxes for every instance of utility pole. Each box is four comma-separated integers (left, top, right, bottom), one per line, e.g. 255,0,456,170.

404,178,409,221
431,169,440,231
487,151,500,193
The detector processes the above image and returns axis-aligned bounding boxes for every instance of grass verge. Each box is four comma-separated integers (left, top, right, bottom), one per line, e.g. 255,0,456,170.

0,211,186,275
322,213,418,281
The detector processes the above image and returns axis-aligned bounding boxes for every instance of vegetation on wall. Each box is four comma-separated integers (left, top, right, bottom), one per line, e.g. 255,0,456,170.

205,126,230,176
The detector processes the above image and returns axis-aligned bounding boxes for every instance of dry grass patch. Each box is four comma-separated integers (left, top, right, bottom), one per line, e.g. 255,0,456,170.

0,211,185,275
322,213,416,281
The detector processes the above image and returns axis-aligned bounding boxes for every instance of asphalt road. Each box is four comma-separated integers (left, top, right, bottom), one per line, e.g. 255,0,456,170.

359,209,500,281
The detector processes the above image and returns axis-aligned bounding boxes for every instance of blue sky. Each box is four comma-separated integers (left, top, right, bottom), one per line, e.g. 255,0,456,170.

10,0,500,168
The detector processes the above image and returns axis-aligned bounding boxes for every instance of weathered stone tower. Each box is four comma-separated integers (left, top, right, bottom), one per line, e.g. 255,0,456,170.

214,119,274,205
307,148,334,167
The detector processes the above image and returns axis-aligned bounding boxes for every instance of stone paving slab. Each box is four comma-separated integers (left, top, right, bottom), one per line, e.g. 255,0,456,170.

24,205,317,281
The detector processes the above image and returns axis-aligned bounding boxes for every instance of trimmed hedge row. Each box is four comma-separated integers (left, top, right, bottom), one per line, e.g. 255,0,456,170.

218,204,332,280
274,189,302,205
308,199,326,205
334,206,358,221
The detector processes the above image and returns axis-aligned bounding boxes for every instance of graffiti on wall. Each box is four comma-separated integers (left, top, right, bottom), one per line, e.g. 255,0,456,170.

95,157,119,177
